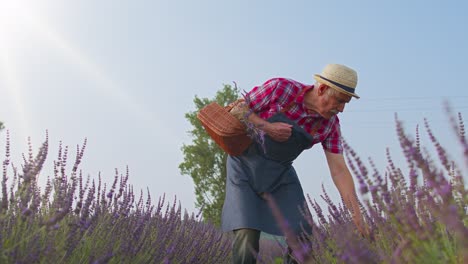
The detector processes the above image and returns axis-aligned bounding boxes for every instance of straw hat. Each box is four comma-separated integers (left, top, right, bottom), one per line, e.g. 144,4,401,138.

313,64,360,99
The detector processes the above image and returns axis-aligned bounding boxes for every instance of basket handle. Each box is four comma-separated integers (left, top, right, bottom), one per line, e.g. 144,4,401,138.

225,98,245,111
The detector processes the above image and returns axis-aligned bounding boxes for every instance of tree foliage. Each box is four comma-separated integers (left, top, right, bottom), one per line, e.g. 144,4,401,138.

0,121,4,131
179,84,240,227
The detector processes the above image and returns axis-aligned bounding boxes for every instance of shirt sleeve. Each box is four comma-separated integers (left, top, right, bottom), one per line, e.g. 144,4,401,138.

321,118,343,154
245,78,300,113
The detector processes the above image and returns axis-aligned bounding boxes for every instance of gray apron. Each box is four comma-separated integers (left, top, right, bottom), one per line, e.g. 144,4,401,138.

221,112,317,236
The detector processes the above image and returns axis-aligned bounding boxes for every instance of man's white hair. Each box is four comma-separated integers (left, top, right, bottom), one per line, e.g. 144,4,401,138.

315,81,340,97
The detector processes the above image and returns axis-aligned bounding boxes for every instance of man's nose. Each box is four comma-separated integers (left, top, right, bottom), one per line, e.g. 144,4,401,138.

338,103,345,112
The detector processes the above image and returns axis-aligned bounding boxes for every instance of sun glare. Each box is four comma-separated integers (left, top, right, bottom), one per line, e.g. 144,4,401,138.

0,1,34,141
0,1,155,132
0,1,25,28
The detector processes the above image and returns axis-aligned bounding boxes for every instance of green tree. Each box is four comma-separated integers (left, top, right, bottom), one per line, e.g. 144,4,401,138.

179,84,240,226
0,121,4,131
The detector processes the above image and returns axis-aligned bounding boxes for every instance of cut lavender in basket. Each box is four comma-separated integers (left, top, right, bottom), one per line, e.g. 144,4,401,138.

240,90,267,153
231,82,267,152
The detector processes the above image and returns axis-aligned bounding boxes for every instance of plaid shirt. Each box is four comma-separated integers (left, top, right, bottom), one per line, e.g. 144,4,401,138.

246,78,343,154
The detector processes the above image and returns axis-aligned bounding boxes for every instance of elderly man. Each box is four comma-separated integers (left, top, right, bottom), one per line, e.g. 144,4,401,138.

221,64,367,263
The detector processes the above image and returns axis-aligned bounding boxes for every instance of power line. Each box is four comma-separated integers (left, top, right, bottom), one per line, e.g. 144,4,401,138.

344,106,468,113
362,96,468,101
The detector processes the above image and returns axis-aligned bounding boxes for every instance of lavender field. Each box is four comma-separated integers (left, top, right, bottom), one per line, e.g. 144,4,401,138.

0,111,467,263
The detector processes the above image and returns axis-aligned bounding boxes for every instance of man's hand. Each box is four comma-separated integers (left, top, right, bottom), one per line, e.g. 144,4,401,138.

245,112,292,142
264,122,293,142
325,151,373,240
354,217,371,239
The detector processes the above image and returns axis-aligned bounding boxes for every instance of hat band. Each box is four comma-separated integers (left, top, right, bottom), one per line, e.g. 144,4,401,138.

319,75,355,94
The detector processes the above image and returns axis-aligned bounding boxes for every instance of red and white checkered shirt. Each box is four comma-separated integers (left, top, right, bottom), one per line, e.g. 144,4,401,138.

246,77,343,154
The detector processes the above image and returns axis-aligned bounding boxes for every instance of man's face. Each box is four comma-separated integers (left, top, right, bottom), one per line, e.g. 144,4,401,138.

317,86,352,119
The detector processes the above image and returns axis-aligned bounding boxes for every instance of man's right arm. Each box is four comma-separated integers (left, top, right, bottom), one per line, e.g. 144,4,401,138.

246,112,292,142
245,78,298,142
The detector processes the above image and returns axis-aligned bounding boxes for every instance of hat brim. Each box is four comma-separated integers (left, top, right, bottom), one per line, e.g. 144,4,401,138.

314,74,360,99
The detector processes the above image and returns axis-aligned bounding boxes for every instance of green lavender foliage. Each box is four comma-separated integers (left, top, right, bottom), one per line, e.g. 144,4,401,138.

0,131,232,263
1,108,466,264
270,109,467,264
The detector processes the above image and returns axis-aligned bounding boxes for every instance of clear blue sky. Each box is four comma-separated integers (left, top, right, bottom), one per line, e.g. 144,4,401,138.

1,0,467,213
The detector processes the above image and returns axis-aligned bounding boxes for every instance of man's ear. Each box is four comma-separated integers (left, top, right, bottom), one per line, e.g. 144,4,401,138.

317,83,329,96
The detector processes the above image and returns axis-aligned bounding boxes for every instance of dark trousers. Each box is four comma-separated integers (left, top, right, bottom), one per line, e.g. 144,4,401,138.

232,229,299,264
232,229,260,264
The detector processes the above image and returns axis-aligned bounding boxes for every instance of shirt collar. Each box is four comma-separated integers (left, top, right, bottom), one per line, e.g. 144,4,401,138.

297,85,322,118
297,84,314,104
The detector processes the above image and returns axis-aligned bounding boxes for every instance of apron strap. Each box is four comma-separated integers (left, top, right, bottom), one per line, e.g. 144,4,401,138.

280,86,323,136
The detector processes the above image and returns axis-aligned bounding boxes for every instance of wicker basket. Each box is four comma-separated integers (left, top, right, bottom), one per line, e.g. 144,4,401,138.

197,100,252,156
